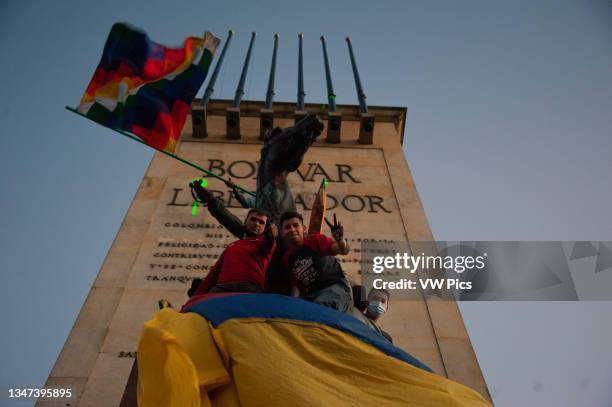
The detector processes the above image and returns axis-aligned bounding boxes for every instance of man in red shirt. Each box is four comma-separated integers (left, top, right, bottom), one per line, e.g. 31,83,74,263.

191,208,277,295
277,211,352,311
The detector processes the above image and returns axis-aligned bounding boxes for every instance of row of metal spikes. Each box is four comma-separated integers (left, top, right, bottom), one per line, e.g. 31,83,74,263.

201,31,369,115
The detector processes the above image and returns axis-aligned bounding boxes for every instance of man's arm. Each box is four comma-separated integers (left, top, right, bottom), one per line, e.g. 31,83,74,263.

264,222,278,251
191,182,245,239
330,237,350,256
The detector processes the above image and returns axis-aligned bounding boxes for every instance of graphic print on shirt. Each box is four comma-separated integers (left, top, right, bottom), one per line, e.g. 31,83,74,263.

289,246,320,289
292,256,318,286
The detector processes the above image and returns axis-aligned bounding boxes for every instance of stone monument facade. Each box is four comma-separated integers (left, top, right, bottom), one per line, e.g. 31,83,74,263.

40,99,491,406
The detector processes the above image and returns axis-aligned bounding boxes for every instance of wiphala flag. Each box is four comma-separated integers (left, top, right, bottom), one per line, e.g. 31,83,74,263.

78,22,219,153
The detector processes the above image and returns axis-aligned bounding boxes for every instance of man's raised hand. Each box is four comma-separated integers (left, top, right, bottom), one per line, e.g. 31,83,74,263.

189,179,212,203
325,214,344,242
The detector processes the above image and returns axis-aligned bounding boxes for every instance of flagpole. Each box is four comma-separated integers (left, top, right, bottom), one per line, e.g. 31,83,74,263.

65,106,256,197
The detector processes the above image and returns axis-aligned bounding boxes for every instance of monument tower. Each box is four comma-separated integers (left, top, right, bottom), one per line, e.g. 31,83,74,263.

40,33,491,406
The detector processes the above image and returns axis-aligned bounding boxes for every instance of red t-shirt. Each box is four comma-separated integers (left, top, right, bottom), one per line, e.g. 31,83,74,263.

196,235,275,294
282,233,335,268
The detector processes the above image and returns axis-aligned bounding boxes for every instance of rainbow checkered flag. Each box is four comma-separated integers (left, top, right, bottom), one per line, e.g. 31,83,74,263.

77,23,219,153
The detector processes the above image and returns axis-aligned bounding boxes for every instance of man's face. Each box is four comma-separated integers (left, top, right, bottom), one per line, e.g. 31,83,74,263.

281,217,305,246
245,212,267,236
368,291,389,307
366,290,389,319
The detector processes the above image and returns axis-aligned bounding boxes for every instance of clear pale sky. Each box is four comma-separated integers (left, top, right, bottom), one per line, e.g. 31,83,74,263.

1,1,611,406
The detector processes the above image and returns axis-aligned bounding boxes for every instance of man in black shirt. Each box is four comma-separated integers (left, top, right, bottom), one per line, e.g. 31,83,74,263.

269,211,352,312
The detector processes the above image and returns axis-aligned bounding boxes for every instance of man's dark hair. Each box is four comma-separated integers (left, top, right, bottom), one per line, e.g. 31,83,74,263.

369,288,391,300
246,208,269,220
280,211,303,226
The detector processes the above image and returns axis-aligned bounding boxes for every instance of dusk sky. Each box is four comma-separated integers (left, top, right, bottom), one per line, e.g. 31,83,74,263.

1,1,611,406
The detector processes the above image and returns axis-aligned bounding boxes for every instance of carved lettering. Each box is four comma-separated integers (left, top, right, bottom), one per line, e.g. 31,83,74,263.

166,159,392,213
308,164,333,182
366,195,392,213
296,163,316,181
206,160,364,184
207,159,226,177
336,164,361,183
168,188,189,206
327,194,338,210
294,193,311,211
228,160,256,179
342,195,366,212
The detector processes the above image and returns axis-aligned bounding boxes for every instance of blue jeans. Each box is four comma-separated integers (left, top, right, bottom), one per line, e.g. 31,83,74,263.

307,282,352,312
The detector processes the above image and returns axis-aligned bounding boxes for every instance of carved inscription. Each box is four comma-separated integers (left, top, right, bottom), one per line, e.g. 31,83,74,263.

166,160,392,213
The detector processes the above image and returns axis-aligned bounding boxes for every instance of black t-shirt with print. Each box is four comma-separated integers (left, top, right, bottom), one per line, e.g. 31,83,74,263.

288,245,347,294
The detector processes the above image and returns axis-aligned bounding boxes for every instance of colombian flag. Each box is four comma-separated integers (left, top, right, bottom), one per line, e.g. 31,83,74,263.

137,294,491,406
78,23,219,153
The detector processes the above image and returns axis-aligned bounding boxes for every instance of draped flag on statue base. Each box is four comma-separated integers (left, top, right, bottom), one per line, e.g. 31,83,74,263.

137,294,492,406
77,22,219,153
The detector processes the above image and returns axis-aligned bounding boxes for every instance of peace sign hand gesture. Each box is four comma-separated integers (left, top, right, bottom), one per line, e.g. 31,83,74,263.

325,214,344,242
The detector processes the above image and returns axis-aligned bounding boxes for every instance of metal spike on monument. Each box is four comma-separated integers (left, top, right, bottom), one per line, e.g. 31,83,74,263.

260,33,279,139
321,35,342,143
227,31,257,139
321,36,336,113
193,29,234,138
202,30,234,108
265,33,279,110
346,36,375,144
295,33,307,123
233,31,257,108
346,36,367,114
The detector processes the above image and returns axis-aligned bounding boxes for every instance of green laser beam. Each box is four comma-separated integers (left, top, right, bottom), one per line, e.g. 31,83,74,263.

193,177,208,188
192,201,198,216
